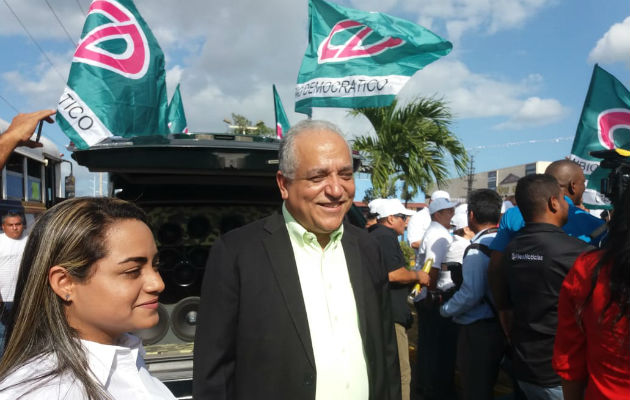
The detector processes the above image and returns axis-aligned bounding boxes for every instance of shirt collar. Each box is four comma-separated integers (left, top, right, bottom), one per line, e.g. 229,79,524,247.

282,203,344,248
80,333,143,386
471,227,496,242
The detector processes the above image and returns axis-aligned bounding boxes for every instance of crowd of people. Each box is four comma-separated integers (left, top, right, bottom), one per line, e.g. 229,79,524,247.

366,159,629,400
0,113,627,399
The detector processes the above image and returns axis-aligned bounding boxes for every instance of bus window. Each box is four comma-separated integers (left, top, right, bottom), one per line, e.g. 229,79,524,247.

6,153,24,200
27,158,42,201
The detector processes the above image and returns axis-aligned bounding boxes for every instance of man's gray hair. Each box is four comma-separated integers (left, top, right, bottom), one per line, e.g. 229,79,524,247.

278,119,351,179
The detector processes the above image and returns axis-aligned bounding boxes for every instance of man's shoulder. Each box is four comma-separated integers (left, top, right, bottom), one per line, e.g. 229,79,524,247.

500,206,524,229
424,223,451,241
218,213,282,245
505,224,592,255
568,204,605,227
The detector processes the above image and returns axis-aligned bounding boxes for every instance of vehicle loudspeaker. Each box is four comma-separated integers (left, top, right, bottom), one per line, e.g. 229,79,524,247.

170,296,199,342
133,296,200,346
134,303,170,345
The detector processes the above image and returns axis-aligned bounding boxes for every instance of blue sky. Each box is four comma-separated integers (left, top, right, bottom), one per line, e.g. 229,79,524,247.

0,0,628,199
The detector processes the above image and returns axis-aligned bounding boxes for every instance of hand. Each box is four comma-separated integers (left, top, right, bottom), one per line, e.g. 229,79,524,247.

416,270,430,286
4,109,56,148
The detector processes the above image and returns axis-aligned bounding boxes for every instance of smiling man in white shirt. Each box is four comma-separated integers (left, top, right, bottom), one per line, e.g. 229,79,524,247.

194,120,400,400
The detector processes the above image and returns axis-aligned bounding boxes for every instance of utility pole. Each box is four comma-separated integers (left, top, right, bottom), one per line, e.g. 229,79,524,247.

466,155,475,198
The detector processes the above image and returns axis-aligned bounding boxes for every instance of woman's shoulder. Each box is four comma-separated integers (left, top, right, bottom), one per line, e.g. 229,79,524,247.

0,355,85,399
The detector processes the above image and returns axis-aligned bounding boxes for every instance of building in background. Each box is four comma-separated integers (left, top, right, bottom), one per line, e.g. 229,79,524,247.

438,161,552,202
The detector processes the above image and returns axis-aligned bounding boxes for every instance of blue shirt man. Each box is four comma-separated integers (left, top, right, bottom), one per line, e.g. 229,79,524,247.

440,189,505,400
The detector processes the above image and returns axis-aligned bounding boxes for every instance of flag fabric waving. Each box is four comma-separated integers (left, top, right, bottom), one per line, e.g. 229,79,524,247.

273,85,290,139
57,0,169,149
295,0,452,115
568,64,630,208
168,83,189,134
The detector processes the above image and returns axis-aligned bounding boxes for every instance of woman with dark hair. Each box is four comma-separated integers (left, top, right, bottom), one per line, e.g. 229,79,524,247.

0,197,175,399
552,189,630,399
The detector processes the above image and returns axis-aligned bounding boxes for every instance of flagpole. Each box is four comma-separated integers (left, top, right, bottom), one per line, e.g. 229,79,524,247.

273,84,279,134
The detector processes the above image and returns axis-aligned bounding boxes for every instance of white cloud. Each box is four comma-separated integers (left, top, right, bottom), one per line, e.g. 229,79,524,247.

588,16,630,65
385,0,554,42
1,51,70,110
494,97,568,130
398,59,566,129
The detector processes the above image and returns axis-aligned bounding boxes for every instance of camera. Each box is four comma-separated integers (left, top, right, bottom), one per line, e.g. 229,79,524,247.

590,149,630,208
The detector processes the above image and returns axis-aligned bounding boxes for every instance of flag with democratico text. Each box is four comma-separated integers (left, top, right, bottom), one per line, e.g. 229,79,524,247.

295,0,452,115
168,83,189,134
568,64,630,208
57,0,169,149
273,85,290,139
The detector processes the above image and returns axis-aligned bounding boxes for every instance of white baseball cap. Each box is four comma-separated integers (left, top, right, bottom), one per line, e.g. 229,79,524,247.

430,190,451,202
372,198,415,219
368,198,386,215
429,197,458,214
450,212,468,231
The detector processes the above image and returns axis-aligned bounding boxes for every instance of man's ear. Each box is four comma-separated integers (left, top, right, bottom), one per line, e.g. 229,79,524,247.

49,265,74,301
548,195,560,213
567,179,576,196
276,171,289,200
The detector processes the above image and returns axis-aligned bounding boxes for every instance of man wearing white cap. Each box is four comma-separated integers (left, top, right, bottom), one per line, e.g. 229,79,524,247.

414,195,459,400
368,198,430,400
445,211,474,266
406,190,450,253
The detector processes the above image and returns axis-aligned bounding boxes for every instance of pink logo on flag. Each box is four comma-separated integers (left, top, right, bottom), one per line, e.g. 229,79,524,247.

597,108,630,150
73,0,150,79
276,123,283,139
318,20,404,63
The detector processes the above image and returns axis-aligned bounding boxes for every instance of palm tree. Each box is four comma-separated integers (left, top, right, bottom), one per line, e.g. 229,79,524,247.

350,97,468,201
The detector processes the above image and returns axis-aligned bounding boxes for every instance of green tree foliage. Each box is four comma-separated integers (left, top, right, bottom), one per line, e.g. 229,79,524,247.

361,176,398,203
228,113,273,136
350,97,468,199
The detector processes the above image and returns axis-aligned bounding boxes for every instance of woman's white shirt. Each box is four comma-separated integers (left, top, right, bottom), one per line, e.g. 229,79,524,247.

0,333,175,399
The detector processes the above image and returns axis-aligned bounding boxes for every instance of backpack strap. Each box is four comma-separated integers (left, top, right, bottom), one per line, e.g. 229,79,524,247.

462,227,498,259
461,227,499,317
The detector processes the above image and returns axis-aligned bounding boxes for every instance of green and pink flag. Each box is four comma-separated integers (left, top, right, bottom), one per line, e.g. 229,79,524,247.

569,64,630,208
295,0,452,115
273,85,290,139
57,0,169,149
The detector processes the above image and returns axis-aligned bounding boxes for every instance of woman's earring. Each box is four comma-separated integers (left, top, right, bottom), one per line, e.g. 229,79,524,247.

65,294,70,301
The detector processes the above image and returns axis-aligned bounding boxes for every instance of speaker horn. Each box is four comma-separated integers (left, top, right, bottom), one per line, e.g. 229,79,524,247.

133,303,170,345
187,215,211,239
157,247,180,272
158,222,183,245
171,296,200,342
172,260,197,287
188,246,209,270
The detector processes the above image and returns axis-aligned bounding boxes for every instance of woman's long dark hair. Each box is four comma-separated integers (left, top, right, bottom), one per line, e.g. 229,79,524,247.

0,197,149,399
583,188,630,324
